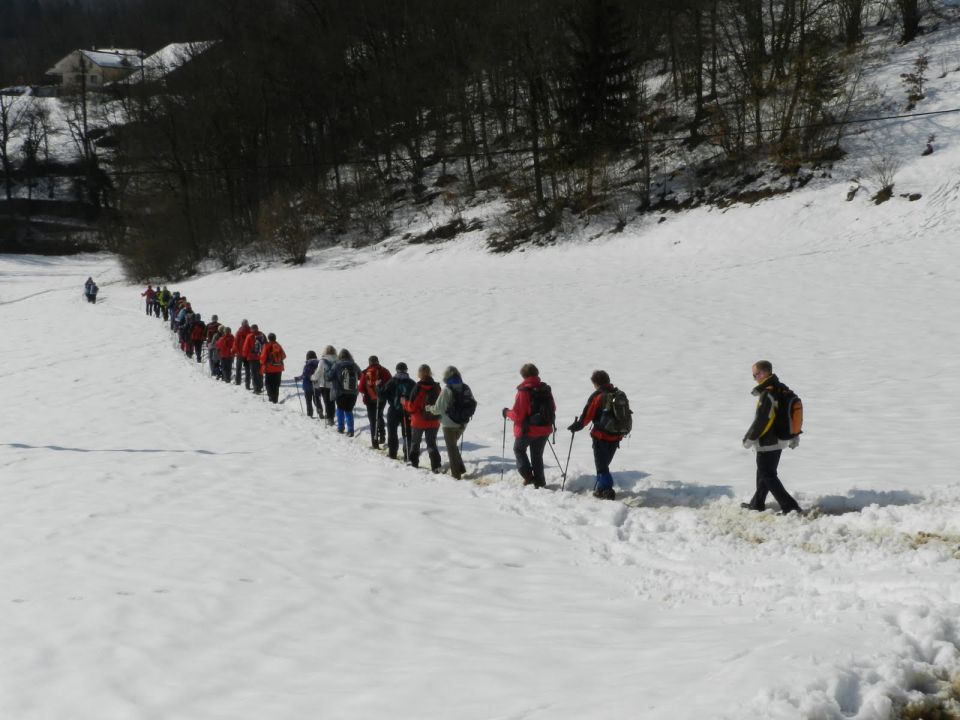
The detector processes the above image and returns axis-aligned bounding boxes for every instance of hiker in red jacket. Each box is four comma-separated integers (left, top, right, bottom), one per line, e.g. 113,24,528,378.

568,370,628,501
216,328,236,383
260,333,286,404
503,363,555,488
234,320,252,388
358,355,392,449
401,364,442,472
189,314,206,363
243,324,267,395
141,285,156,315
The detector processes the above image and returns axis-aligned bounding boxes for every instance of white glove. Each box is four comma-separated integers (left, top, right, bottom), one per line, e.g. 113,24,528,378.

742,438,756,449
788,437,799,449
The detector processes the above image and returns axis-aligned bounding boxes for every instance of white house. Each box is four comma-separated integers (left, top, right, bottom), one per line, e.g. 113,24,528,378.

45,48,144,90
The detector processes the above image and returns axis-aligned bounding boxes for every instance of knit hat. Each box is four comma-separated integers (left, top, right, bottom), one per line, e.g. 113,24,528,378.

396,362,408,372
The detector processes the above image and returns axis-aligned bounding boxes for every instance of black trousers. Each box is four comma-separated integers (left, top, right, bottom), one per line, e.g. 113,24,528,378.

318,387,333,418
749,450,801,512
386,407,409,459
264,372,281,403
409,427,441,470
365,400,386,444
250,359,263,393
220,358,233,382
235,357,247,385
192,340,203,361
304,386,321,417
514,435,548,486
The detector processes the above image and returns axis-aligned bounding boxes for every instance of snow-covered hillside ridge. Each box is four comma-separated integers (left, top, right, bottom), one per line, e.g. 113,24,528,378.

3,120,960,720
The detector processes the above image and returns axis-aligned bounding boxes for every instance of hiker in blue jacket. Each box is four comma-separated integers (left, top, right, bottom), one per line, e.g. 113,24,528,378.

295,351,322,419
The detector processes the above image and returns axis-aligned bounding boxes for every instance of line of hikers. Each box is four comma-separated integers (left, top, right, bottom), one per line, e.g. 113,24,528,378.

140,284,804,510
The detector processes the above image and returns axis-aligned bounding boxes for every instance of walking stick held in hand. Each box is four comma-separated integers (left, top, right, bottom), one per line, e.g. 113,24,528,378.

295,378,304,415
500,413,507,482
561,417,577,492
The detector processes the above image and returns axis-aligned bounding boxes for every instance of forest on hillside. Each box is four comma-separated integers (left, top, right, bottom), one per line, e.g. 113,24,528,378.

0,0,940,277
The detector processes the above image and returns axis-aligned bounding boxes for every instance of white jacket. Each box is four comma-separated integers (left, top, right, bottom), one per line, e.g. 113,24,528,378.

311,354,337,388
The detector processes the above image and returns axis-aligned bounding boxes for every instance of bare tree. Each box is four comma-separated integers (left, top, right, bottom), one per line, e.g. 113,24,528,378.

0,92,30,200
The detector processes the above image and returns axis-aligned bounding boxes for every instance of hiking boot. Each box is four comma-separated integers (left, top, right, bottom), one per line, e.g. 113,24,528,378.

326,418,335,426
533,480,546,489
372,441,380,450
740,502,763,512
776,507,805,517
347,430,354,438
337,427,345,434
593,488,616,501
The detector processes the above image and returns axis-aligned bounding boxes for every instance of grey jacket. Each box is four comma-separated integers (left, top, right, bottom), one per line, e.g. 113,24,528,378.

311,354,337,389
427,380,466,429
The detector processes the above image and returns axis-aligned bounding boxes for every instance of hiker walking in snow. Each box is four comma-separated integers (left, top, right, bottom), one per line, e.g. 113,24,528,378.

568,370,632,501
141,285,156,315
503,363,555,489
380,362,415,460
427,366,476,480
207,321,223,378
243,324,267,394
159,287,171,321
234,320,252,388
296,351,322,418
327,348,361,435
741,360,803,515
83,277,98,304
359,356,391,448
189,314,205,362
216,327,235,382
309,346,337,423
402,364,443,472
260,333,286,404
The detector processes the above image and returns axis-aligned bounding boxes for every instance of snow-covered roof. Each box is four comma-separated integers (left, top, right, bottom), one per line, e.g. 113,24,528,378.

80,49,143,70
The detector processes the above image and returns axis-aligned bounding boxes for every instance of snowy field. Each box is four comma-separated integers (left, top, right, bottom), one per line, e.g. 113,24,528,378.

3,160,960,719
5,27,960,720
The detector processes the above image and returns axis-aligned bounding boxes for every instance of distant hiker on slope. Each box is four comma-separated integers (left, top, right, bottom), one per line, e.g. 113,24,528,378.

260,333,286,404
141,285,156,315
243,324,267,395
568,370,632,501
296,351,321,418
402,364,442,473
216,327,235,382
359,355,391,448
189,313,205,362
740,360,804,515
83,277,98,304
503,363,555,489
206,315,221,377
234,320,252,388
380,361,415,460
327,348,361,435
158,286,171,321
427,366,476,480
310,345,337,423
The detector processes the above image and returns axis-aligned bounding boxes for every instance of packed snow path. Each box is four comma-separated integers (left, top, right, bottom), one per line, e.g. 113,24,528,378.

3,194,960,720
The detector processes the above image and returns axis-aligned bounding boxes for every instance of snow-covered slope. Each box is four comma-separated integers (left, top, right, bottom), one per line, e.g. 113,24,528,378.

5,24,960,720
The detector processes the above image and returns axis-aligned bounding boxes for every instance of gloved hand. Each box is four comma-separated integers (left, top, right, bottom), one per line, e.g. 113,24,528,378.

568,421,581,433
501,408,509,419
742,437,755,449
788,437,799,449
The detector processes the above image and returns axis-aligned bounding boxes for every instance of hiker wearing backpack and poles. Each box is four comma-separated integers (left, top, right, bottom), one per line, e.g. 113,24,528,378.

359,356,391,449
327,349,361,435
426,366,477,480
260,333,286,404
310,346,338,424
568,370,632,501
502,363,555,489
740,360,804,515
295,351,320,417
401,365,443,472
379,362,415,460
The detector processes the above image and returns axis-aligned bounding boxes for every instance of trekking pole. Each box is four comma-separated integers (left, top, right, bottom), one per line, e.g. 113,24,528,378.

547,437,562,472
561,418,577,491
295,380,304,415
500,415,507,481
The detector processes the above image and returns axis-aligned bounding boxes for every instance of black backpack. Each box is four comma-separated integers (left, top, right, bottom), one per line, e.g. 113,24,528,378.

523,383,556,433
774,385,804,439
595,387,633,436
339,364,359,394
252,333,267,357
389,377,416,408
446,384,478,425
